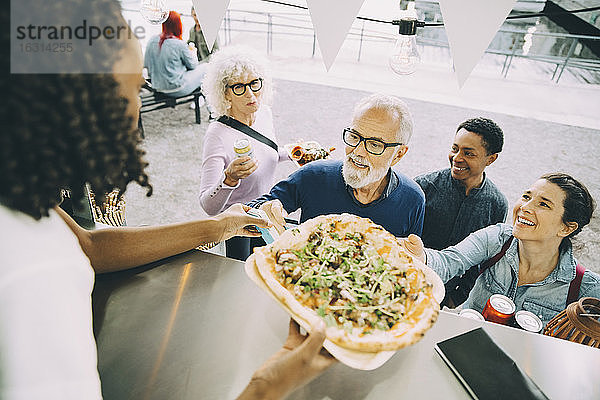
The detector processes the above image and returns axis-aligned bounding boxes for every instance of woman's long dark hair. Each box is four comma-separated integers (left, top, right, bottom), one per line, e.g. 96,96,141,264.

1,0,152,220
541,173,595,239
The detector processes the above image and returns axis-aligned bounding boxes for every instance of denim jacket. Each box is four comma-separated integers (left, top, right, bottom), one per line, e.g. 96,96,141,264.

426,223,600,326
144,35,199,91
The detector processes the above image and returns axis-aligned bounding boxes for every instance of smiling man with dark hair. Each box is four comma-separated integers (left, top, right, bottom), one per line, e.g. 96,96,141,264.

415,117,508,307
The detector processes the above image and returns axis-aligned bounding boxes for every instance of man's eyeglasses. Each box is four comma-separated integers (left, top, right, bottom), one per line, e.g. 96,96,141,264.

227,78,263,96
342,128,403,155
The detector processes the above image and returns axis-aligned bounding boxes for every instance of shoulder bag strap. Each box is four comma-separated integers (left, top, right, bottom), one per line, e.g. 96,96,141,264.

478,236,514,276
566,263,585,307
217,115,278,152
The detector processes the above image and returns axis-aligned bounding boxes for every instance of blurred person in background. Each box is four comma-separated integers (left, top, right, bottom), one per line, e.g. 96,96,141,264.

199,45,290,261
144,10,205,97
188,6,219,62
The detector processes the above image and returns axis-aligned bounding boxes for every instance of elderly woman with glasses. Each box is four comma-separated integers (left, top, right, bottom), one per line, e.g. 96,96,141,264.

199,46,289,260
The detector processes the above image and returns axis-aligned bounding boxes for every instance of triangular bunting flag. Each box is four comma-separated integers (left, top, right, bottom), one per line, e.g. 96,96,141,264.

191,0,230,52
439,0,516,87
306,0,366,70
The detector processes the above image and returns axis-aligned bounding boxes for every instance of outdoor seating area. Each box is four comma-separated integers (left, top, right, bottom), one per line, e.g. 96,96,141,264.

138,80,205,137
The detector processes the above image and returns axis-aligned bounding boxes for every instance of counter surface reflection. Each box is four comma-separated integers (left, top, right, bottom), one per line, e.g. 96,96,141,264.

92,250,600,400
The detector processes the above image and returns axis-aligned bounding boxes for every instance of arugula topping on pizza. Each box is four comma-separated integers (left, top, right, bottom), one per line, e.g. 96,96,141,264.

253,214,440,352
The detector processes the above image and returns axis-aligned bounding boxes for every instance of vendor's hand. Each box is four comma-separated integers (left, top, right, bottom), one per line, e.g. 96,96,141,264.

259,200,287,234
238,319,336,400
214,204,271,242
224,157,259,186
400,234,426,263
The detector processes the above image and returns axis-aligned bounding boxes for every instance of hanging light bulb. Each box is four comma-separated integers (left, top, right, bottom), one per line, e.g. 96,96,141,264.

389,18,423,75
141,0,169,25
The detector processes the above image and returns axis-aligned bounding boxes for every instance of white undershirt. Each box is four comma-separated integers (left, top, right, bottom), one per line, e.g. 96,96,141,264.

0,205,102,399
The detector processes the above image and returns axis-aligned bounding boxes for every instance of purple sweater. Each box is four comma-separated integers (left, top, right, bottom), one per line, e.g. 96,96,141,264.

199,106,288,215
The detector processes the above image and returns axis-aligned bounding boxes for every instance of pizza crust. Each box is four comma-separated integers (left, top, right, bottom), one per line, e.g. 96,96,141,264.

255,247,323,329
253,214,440,352
244,254,397,370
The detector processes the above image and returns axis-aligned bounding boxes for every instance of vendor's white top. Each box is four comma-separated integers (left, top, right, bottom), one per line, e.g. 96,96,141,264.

0,205,102,400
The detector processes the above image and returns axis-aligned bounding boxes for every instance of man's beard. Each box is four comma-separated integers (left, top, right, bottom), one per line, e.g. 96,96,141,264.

342,153,390,189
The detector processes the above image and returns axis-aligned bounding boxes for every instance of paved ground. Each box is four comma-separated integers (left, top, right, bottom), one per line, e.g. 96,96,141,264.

125,78,599,274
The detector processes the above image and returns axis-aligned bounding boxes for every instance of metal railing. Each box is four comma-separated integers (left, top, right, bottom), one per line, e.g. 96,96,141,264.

496,29,600,82
221,9,600,84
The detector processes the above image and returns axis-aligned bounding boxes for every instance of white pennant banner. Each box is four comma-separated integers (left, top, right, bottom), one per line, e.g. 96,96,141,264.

306,0,366,70
439,0,516,87
191,0,230,52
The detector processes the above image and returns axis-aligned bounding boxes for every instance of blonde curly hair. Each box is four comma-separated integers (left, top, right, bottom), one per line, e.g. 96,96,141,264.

202,45,273,116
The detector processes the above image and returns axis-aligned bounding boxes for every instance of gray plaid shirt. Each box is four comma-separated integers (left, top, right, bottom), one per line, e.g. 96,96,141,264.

415,168,508,250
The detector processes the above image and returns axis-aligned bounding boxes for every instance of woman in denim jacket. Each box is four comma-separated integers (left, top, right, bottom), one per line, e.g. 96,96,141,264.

403,173,600,326
144,11,206,98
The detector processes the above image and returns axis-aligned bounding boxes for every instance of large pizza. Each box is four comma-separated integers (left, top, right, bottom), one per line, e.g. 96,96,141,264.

253,214,440,352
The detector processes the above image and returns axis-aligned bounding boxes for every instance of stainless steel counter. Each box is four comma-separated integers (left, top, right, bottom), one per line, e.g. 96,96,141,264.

93,250,600,400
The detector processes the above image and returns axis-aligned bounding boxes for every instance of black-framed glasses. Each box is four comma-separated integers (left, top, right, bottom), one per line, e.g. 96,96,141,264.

227,78,263,96
342,128,403,155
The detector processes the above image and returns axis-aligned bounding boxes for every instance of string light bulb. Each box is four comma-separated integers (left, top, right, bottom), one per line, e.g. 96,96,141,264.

389,18,424,75
140,0,169,25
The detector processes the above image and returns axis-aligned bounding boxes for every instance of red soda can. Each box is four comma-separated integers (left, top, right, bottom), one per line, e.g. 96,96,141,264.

482,294,516,325
514,310,543,333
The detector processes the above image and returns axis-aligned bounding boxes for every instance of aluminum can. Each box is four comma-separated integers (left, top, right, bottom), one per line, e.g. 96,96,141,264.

234,139,254,159
482,294,516,325
459,308,485,321
514,310,543,333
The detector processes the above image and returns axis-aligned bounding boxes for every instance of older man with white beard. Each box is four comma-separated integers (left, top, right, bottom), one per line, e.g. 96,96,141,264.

247,93,425,241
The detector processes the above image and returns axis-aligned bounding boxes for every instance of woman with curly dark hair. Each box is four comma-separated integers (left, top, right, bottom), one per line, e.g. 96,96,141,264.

1,2,333,399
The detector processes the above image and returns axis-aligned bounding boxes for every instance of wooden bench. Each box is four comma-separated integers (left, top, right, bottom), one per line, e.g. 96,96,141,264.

138,80,205,137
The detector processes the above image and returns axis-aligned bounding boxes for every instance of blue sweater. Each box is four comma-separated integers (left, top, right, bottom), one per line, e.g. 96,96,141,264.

248,160,425,237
